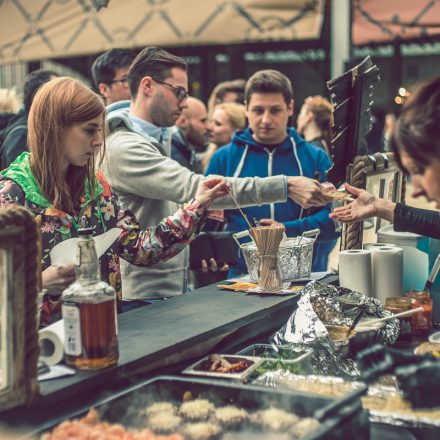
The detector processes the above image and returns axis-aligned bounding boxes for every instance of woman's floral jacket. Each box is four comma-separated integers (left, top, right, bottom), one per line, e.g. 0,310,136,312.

0,153,205,324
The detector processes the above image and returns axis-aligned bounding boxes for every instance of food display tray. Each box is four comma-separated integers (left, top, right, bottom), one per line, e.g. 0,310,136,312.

39,375,369,440
236,343,313,376
182,354,263,380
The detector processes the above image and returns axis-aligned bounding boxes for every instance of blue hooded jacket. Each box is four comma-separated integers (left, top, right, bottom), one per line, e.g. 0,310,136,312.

205,127,339,272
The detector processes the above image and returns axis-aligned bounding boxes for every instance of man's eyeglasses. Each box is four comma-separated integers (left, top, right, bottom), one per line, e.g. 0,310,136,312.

108,78,129,87
153,79,188,101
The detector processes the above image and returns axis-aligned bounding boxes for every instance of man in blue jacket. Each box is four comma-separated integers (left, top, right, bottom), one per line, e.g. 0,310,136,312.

206,69,339,275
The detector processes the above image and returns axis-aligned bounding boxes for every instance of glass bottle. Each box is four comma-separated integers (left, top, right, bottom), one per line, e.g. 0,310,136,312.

385,297,412,342
62,228,118,370
407,290,433,336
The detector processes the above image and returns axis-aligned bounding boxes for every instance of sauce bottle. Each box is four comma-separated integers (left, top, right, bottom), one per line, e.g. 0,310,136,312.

62,228,118,370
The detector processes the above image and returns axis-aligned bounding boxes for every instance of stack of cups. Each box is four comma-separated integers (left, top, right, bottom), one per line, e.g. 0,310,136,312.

339,244,404,303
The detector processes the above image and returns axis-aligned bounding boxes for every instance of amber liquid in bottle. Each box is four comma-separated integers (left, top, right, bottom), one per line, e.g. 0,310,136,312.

62,228,119,371
64,298,118,370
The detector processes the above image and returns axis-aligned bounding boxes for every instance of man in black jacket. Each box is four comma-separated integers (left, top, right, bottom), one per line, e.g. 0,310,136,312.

171,96,208,173
0,69,57,169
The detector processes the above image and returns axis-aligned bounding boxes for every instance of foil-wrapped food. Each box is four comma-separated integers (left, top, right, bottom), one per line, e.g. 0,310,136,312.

272,281,399,378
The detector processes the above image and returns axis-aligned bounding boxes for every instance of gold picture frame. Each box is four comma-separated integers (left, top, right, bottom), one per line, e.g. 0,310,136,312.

341,152,406,250
0,206,39,411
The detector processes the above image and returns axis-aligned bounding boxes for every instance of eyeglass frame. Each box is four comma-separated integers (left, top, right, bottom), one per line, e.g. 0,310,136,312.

108,78,129,87
152,78,188,101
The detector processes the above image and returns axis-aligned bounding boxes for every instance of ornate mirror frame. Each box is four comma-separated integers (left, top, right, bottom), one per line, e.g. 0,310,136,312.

0,206,39,411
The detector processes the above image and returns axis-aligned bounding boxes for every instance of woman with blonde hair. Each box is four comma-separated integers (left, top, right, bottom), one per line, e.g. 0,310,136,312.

0,77,228,324
296,95,334,155
202,102,246,171
0,88,20,114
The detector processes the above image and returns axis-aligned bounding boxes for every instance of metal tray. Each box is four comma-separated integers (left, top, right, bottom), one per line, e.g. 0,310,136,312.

40,375,369,440
182,354,263,380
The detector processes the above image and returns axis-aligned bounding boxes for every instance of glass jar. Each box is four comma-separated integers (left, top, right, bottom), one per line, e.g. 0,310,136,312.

385,297,412,342
407,290,433,336
62,228,119,370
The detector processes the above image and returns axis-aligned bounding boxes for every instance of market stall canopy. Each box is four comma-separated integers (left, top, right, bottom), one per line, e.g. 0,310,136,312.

353,0,440,45
0,0,324,65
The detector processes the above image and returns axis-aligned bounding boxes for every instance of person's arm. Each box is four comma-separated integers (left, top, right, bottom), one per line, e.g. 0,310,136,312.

104,132,331,210
112,177,229,266
394,203,440,239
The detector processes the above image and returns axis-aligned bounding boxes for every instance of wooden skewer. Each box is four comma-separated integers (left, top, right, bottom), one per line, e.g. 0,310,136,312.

226,187,253,229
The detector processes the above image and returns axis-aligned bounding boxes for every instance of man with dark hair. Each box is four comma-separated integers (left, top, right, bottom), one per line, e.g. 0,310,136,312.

101,48,333,302
91,48,136,105
206,69,339,274
0,69,58,168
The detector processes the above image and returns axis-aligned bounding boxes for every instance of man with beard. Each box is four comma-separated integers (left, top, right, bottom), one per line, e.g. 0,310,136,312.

101,47,333,306
171,97,208,173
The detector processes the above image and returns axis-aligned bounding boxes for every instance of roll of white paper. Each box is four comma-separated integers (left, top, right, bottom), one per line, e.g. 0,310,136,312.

39,319,65,366
338,249,372,297
371,246,404,304
363,242,396,250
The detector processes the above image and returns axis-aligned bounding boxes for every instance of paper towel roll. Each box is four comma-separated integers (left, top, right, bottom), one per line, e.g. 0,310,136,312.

338,249,372,297
39,319,65,366
363,242,396,250
371,246,404,304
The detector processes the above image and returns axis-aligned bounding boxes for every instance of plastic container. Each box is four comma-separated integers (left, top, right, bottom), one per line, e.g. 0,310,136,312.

377,225,429,292
236,343,313,375
182,354,261,381
233,229,320,282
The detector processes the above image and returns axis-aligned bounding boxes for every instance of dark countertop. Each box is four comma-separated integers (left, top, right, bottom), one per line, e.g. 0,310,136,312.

0,281,302,431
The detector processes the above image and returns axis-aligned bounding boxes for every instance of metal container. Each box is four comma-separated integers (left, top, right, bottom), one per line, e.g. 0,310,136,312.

233,229,320,282
40,375,369,440
351,319,385,353
182,354,262,380
325,325,357,357
236,344,313,376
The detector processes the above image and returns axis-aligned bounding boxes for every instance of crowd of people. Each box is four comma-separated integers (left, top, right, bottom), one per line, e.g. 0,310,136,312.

1,45,439,327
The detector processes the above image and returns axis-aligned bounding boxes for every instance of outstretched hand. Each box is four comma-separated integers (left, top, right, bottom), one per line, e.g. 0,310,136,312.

287,176,335,208
329,184,376,223
195,177,230,209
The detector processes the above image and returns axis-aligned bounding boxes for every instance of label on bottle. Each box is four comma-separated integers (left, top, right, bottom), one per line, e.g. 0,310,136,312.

62,303,82,356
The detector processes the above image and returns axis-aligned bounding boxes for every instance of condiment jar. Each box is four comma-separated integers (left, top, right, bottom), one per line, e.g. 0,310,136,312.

385,297,412,342
407,290,433,336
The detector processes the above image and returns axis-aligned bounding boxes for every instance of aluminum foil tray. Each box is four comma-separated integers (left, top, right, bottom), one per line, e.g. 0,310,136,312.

182,354,262,380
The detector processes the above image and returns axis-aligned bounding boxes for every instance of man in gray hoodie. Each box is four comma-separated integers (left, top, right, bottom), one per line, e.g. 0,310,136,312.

101,47,333,301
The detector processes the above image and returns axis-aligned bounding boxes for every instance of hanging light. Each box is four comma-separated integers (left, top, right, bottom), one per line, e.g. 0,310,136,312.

398,87,407,97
